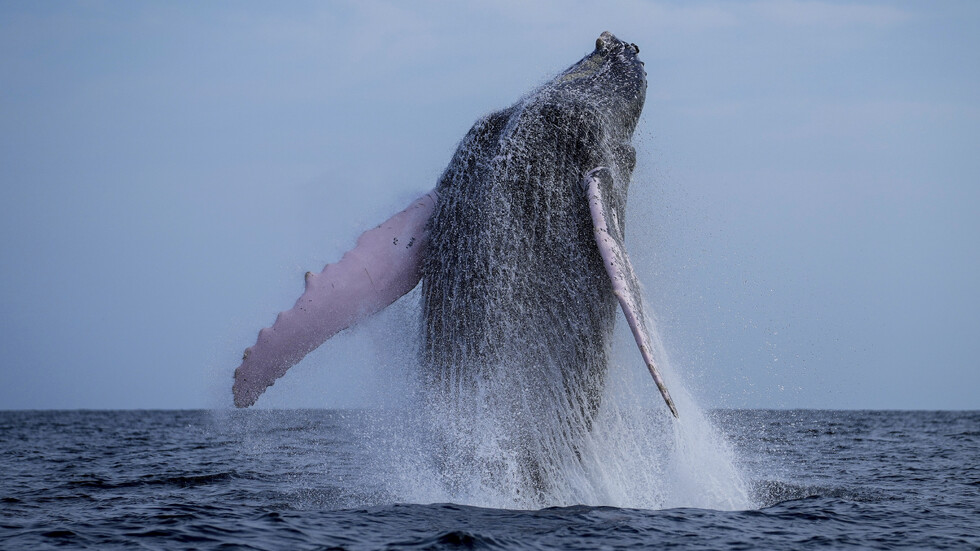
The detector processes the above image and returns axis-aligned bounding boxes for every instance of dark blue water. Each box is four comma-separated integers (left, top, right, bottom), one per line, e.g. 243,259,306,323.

2,409,977,549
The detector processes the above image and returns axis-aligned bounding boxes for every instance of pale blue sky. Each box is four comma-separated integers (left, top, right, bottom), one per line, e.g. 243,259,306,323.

1,1,977,410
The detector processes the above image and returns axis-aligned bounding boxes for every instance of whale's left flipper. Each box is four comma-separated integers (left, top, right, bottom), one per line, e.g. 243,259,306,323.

582,168,679,418
232,191,439,408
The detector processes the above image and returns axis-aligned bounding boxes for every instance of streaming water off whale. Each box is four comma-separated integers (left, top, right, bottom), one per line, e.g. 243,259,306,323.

347,360,751,512
3,409,978,549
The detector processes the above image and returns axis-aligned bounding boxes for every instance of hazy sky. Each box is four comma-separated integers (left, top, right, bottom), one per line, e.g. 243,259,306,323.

1,1,977,410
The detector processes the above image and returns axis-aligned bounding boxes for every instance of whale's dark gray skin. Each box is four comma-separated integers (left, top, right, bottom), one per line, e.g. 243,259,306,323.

423,32,645,400
420,32,650,485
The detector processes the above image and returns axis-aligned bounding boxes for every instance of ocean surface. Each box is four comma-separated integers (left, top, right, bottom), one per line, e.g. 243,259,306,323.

2,409,977,549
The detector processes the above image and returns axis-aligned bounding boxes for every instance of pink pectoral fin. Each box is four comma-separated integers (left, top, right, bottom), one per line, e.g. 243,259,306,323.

583,168,679,418
232,191,439,408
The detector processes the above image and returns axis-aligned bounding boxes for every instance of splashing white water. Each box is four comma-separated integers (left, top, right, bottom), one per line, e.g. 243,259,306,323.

359,293,754,511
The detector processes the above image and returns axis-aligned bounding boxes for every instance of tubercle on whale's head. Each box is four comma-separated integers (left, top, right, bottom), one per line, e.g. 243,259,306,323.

550,31,647,139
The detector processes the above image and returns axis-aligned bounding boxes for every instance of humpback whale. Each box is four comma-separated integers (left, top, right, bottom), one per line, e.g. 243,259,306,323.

232,32,677,429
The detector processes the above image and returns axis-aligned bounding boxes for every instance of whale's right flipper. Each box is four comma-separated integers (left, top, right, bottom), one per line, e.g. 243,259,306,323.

582,167,679,418
232,191,438,408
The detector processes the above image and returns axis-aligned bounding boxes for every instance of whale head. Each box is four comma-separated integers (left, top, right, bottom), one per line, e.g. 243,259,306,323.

548,31,647,140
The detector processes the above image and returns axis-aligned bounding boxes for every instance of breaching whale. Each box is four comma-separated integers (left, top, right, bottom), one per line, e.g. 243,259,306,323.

232,32,678,423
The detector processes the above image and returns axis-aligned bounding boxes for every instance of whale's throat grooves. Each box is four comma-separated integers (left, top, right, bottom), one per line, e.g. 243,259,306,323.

419,34,646,494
